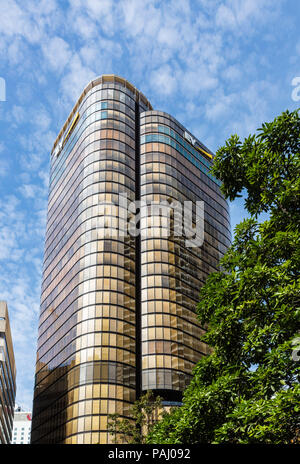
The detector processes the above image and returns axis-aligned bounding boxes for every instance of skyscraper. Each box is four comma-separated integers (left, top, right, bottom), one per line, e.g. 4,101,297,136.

31,75,231,444
0,301,16,444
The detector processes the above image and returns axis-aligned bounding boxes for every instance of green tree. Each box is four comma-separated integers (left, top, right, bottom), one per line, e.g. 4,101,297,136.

108,390,163,444
147,109,300,444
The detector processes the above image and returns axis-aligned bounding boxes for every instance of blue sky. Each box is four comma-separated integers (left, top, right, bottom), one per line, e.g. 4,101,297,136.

0,0,299,410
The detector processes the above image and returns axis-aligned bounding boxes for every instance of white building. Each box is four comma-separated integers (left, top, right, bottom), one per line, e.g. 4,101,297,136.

12,406,32,444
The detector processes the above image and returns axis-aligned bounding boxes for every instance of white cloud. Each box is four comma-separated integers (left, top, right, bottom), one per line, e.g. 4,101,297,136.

157,27,180,48
60,54,97,103
41,36,72,73
0,227,22,260
0,158,8,177
205,90,236,122
33,108,51,131
150,64,178,96
216,4,236,29
6,37,28,66
19,184,37,199
72,15,98,39
69,0,116,37
0,196,25,261
85,0,114,17
222,65,242,82
121,0,150,37
0,273,40,409
38,169,50,189
0,189,46,409
181,68,219,95
0,0,42,43
10,105,27,125
215,0,282,33
25,0,57,16
0,0,29,36
0,195,20,222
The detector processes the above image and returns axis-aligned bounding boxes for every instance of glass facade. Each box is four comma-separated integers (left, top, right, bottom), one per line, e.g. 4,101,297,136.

0,301,16,444
31,75,231,444
140,112,231,397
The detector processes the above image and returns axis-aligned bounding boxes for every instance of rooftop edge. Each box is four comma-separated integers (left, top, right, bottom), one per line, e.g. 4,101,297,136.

51,74,153,154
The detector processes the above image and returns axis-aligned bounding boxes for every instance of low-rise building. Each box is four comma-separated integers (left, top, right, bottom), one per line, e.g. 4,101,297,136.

12,406,32,444
0,301,16,444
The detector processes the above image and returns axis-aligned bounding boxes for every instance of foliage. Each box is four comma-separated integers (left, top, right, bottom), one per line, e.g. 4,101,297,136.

108,390,163,444
147,109,300,444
